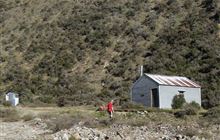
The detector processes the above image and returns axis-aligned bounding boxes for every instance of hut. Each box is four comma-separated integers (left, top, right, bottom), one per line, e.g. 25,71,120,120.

5,92,19,106
131,67,201,109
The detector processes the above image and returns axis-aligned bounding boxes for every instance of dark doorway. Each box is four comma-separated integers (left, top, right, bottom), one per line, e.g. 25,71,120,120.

151,88,159,107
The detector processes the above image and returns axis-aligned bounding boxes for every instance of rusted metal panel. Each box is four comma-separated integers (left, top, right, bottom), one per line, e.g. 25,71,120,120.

145,74,200,88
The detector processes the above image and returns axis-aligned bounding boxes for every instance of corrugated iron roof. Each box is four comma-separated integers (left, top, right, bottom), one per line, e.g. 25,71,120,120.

145,73,201,88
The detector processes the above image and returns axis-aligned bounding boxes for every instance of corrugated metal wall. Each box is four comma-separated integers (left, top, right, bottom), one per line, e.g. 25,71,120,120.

131,76,158,106
159,85,201,108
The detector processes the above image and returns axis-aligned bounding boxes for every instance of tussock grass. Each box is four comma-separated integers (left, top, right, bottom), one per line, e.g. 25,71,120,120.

0,107,20,122
22,113,35,121
46,114,78,133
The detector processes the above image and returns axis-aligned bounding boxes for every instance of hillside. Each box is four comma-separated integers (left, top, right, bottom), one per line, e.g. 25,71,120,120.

0,0,220,108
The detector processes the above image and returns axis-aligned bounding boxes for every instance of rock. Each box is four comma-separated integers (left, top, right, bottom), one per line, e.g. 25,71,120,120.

175,134,182,140
160,136,170,140
71,133,81,140
191,136,200,140
62,133,69,140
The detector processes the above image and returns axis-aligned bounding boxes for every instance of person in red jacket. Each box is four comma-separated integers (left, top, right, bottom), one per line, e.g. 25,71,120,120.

107,100,114,118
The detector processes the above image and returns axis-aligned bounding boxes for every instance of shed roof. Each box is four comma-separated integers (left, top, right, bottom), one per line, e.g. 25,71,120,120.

145,74,201,88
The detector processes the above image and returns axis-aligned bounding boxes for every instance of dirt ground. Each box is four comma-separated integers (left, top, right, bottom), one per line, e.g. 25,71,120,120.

0,106,220,140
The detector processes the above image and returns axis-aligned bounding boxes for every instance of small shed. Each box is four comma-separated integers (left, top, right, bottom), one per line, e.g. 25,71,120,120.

131,72,201,109
5,92,19,106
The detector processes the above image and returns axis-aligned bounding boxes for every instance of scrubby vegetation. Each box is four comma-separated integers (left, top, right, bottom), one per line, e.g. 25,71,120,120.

0,0,219,108
2,101,12,107
0,107,20,122
174,101,201,118
22,113,35,121
182,101,201,115
203,105,220,124
172,94,186,109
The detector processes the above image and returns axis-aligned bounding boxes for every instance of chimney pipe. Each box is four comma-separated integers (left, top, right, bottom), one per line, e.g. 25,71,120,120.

140,65,143,77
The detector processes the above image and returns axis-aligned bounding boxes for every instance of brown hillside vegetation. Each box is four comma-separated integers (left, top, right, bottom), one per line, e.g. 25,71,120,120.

0,0,220,108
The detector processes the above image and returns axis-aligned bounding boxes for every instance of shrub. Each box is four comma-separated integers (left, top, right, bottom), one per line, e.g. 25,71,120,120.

46,115,78,132
189,101,200,109
174,102,200,117
172,94,186,109
204,106,220,118
22,114,35,121
2,101,12,107
182,103,199,115
203,106,220,124
174,110,186,118
56,96,66,107
0,108,20,122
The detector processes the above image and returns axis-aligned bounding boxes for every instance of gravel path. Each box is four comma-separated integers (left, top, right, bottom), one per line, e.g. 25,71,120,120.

0,119,51,140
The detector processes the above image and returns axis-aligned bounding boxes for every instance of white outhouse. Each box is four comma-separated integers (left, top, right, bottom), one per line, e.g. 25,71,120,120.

5,92,19,106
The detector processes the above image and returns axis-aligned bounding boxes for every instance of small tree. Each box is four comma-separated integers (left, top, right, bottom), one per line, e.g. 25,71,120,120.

172,94,186,109
56,96,66,107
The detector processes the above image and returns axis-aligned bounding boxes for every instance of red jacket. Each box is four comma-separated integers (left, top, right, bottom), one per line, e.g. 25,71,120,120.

107,102,113,112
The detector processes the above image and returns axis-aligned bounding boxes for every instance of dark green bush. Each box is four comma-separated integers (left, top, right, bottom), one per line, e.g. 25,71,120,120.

204,106,220,120
189,101,201,109
2,101,12,107
56,97,66,107
172,94,186,109
174,110,186,118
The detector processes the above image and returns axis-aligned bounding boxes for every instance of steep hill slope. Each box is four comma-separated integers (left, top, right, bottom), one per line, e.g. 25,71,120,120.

0,0,219,107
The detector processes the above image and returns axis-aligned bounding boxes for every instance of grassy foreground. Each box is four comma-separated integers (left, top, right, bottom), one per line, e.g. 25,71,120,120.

0,106,220,139
0,106,218,136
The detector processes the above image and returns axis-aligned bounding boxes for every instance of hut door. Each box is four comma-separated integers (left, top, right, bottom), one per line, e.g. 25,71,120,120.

151,88,159,107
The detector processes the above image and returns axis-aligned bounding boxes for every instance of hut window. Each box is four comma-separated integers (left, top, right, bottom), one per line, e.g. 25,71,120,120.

178,90,185,94
140,94,144,97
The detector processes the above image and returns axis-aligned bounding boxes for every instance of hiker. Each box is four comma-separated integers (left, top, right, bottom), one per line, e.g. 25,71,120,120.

107,100,114,118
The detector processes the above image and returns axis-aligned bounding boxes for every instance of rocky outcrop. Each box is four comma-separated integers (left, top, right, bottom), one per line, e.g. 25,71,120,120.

52,124,208,140
1,118,220,140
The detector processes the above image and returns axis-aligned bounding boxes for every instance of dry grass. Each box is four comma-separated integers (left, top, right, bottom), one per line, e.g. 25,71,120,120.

45,114,78,133
0,105,213,138
0,107,20,122
22,113,35,121
0,106,217,139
